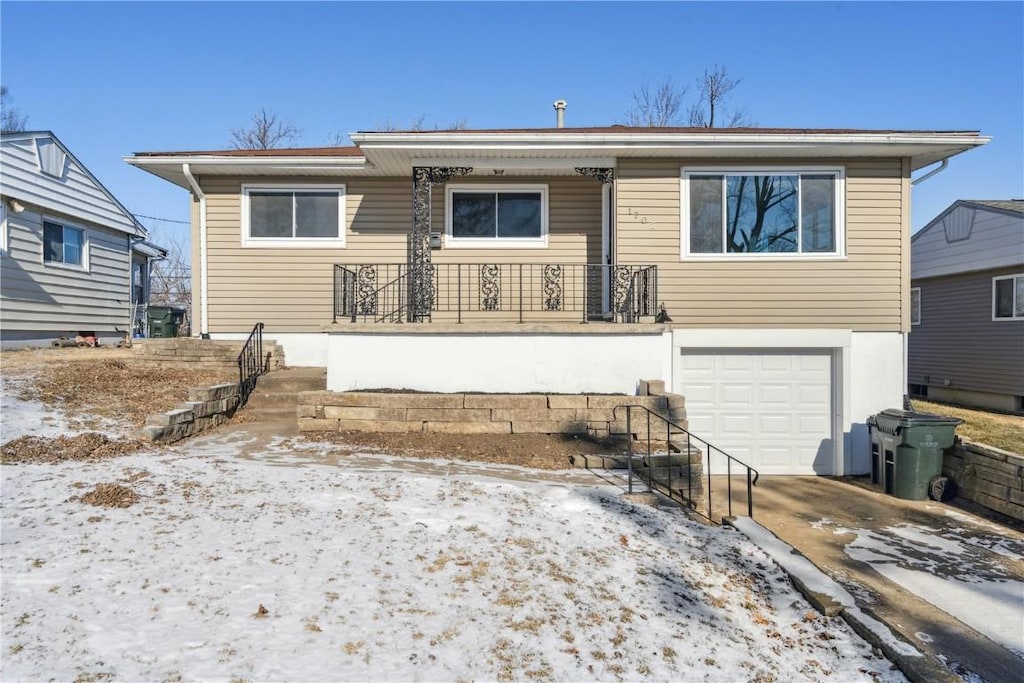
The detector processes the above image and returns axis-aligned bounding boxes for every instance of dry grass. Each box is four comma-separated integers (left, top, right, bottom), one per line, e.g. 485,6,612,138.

4,349,236,429
911,400,1024,455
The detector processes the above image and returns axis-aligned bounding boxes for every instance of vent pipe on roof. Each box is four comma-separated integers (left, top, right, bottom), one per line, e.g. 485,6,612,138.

553,100,567,128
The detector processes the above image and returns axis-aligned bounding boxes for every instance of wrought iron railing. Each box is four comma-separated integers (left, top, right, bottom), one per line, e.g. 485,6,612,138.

333,263,657,324
613,404,760,522
237,322,267,407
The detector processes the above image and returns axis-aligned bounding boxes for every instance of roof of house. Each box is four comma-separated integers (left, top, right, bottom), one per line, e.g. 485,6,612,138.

911,199,1024,279
125,126,989,189
961,199,1024,215
132,146,364,158
132,126,983,158
2,130,148,238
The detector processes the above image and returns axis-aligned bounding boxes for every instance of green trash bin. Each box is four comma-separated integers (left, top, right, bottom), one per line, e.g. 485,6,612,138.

869,409,961,501
146,306,185,338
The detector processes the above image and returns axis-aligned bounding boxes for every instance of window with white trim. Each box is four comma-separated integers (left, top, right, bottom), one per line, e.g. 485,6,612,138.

445,184,548,247
43,219,86,267
911,287,921,325
242,184,345,247
993,274,1024,321
681,168,844,257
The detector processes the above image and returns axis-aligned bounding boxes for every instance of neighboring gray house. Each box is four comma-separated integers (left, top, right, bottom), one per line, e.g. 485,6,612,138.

0,131,162,348
909,199,1024,412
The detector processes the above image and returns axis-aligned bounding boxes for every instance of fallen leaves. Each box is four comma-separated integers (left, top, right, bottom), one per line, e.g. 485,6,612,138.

77,483,139,509
1,433,147,464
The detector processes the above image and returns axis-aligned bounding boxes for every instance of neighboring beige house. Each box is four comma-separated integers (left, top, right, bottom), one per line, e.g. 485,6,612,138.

909,199,1024,412
1,131,162,347
126,124,987,475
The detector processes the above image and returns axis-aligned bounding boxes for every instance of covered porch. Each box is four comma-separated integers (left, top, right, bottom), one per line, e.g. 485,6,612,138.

332,162,659,325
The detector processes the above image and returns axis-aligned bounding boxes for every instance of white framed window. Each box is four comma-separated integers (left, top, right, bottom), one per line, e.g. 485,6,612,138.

445,184,548,248
681,166,845,259
241,184,346,248
42,218,88,269
993,273,1024,321
910,287,921,326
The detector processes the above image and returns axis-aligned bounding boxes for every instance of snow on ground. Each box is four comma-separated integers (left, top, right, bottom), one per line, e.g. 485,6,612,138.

0,375,128,441
816,519,1024,660
1,432,905,682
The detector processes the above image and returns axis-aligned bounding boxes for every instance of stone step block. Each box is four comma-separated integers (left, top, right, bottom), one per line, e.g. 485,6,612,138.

424,421,512,434
337,420,424,433
463,394,547,410
406,408,491,422
324,406,408,421
547,395,587,410
511,420,588,435
492,408,578,422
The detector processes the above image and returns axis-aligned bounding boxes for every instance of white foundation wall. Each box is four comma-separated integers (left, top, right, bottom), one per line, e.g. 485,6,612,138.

847,332,907,474
210,332,328,368
326,332,673,394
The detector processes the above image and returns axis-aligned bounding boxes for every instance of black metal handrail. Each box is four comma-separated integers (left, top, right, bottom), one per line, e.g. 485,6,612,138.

332,262,658,324
237,322,267,407
613,404,760,522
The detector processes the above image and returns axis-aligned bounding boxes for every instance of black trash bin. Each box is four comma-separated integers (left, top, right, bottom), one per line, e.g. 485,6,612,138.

146,306,185,338
868,409,961,501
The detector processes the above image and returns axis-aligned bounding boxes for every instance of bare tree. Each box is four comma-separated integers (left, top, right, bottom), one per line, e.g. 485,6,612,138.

624,78,687,127
687,65,752,128
1,86,29,132
328,117,467,146
148,236,192,335
370,115,470,132
230,108,302,149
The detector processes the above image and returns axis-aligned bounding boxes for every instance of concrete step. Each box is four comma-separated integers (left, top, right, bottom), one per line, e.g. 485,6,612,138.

246,407,298,422
641,451,703,468
238,368,325,421
636,464,704,483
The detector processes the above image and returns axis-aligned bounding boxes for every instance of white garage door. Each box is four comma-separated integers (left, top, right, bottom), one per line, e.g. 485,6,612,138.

676,350,833,475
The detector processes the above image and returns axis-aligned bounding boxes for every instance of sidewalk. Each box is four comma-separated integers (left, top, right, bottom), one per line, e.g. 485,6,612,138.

737,476,1024,683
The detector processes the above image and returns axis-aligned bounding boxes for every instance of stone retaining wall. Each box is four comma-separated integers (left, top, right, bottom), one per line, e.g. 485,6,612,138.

131,339,285,370
140,383,240,444
297,379,686,437
944,440,1024,522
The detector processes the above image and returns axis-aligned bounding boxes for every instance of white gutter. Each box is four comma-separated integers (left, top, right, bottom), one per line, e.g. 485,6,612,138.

910,158,948,186
181,163,208,337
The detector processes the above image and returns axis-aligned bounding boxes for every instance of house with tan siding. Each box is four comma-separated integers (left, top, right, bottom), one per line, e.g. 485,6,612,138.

126,124,987,476
909,199,1023,413
1,131,163,347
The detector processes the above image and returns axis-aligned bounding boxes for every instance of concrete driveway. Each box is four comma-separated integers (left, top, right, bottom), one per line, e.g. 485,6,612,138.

739,476,1024,683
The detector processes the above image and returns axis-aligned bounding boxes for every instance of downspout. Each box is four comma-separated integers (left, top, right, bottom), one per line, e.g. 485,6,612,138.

181,163,209,337
910,158,947,186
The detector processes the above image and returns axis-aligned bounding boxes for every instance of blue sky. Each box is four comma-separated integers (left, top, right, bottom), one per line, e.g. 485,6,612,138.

1,1,1021,249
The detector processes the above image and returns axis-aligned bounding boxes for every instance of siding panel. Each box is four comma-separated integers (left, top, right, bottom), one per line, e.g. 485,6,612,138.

201,175,602,332
616,157,907,331
908,266,1024,397
0,208,131,332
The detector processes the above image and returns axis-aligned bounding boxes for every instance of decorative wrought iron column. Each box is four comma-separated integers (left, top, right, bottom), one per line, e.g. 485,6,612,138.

574,167,614,185
411,166,472,322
